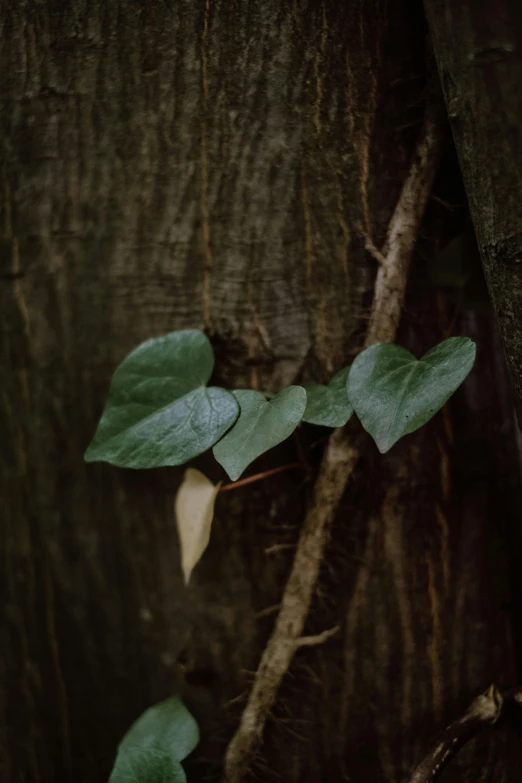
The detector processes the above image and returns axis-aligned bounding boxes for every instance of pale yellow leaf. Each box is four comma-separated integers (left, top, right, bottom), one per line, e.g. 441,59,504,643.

175,468,221,585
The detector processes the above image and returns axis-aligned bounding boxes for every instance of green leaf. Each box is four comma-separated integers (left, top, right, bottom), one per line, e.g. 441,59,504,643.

347,337,476,453
109,748,186,783
213,387,307,481
303,367,353,427
118,697,199,762
84,330,239,468
108,697,198,783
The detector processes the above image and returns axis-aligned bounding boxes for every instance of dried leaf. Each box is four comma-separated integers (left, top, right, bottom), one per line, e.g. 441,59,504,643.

175,469,220,584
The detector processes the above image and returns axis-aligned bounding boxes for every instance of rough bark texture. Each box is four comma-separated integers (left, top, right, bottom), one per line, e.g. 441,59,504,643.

1,2,522,783
424,0,522,423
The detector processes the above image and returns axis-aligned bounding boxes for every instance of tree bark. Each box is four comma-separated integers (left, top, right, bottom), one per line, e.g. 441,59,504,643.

1,2,522,782
424,0,522,423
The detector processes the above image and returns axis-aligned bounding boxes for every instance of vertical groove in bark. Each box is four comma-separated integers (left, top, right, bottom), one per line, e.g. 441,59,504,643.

424,0,522,421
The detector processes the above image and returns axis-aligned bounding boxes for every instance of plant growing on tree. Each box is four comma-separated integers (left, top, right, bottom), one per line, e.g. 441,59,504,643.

85,328,476,580
84,93,494,783
85,327,476,782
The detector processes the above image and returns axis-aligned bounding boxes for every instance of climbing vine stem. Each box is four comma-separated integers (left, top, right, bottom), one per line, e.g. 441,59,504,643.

221,93,445,783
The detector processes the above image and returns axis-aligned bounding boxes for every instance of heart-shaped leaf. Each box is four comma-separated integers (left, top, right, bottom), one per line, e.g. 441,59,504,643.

213,387,307,481
347,337,476,453
109,698,198,783
175,469,221,585
117,698,199,762
303,367,353,427
84,330,239,468
109,748,186,783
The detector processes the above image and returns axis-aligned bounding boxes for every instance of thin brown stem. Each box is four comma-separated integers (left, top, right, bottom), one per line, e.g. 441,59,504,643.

295,625,340,648
364,97,444,346
364,236,387,266
219,463,303,492
407,684,507,783
222,94,444,783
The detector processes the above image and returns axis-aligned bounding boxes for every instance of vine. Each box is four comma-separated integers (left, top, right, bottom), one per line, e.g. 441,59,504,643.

85,97,484,783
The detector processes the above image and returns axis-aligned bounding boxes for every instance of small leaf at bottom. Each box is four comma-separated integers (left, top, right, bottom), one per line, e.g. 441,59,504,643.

118,697,199,762
109,748,186,783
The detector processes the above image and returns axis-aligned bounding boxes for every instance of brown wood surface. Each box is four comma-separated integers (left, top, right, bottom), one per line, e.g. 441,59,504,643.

1,1,522,781
424,0,522,424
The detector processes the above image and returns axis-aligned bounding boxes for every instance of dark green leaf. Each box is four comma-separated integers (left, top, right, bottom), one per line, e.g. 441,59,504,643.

118,697,199,762
213,387,307,481
84,330,239,468
109,748,186,783
347,337,476,453
303,367,353,427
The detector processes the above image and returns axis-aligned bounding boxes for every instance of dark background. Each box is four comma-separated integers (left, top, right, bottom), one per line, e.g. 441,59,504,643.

2,1,522,781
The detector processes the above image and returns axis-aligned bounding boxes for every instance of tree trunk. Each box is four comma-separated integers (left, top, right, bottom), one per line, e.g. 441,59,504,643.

424,0,522,423
1,2,522,782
